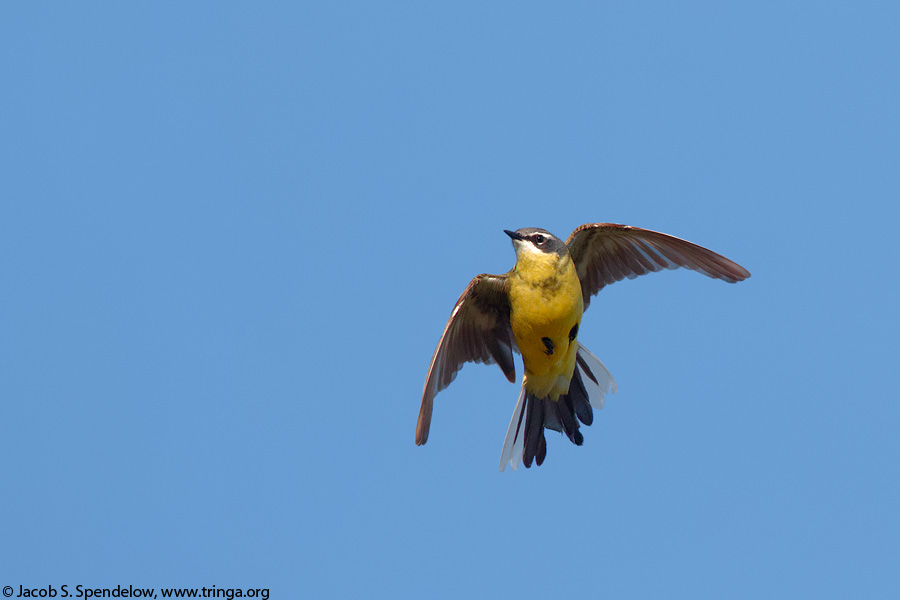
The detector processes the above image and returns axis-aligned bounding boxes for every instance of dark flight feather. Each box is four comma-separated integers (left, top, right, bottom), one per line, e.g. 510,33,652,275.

416,274,516,445
566,223,751,309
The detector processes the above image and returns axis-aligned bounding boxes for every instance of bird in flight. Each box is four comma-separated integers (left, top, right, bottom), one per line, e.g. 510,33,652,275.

415,223,750,471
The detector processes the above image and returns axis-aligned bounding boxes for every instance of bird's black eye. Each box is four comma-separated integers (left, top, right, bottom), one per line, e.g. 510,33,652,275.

533,234,545,245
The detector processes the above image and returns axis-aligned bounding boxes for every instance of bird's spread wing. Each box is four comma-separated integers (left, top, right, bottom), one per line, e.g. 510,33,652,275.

416,274,517,445
566,223,751,309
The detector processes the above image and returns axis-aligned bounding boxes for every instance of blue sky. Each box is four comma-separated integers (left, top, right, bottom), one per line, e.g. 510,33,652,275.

2,2,898,598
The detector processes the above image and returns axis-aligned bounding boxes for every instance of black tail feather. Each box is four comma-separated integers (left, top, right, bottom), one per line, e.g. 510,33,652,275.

569,368,593,426
523,392,545,468
536,432,547,466
558,394,581,445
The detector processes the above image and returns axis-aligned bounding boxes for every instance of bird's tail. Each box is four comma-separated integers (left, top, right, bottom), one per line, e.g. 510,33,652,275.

499,342,616,471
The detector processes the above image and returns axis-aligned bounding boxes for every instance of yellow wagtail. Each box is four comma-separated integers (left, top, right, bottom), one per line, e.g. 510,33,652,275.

416,223,750,470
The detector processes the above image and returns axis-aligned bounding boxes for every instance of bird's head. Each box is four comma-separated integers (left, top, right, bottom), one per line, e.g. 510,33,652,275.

504,228,568,259
504,228,571,279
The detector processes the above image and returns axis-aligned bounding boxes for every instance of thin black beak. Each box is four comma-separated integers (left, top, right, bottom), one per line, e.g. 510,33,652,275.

504,229,525,241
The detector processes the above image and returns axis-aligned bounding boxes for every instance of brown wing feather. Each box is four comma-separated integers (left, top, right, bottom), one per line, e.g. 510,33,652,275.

566,223,751,309
416,274,516,445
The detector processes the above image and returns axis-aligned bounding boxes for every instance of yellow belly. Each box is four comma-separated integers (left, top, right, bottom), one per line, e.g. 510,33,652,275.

508,258,584,400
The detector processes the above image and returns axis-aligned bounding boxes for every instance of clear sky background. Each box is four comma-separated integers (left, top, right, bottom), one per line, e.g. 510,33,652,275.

2,2,898,598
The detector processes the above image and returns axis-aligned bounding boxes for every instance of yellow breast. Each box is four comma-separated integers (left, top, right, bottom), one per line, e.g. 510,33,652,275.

508,252,584,400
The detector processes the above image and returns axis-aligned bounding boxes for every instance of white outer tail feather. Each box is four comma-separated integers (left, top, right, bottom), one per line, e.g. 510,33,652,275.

575,341,617,409
499,386,527,472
